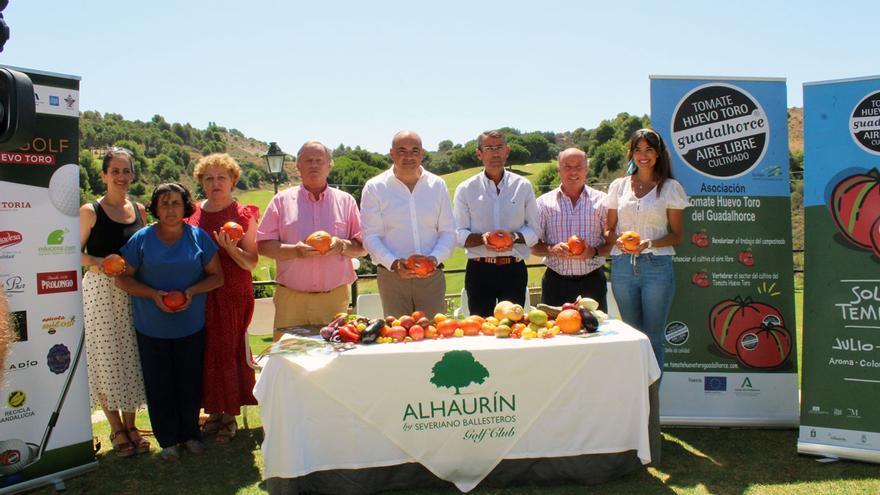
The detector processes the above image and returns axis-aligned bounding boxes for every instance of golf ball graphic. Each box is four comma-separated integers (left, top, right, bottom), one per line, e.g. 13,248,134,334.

48,163,80,217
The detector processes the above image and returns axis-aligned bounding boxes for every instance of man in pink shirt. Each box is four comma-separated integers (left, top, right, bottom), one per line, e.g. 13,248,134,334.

257,141,366,340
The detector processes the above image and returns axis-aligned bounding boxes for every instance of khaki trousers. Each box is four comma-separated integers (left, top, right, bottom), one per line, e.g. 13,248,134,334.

272,284,350,341
376,266,446,318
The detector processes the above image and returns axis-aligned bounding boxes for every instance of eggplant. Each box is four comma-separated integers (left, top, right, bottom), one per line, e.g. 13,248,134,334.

578,307,599,333
360,319,385,344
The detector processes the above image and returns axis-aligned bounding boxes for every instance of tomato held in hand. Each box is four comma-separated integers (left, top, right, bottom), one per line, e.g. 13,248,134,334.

102,254,126,275
162,291,187,310
221,221,245,241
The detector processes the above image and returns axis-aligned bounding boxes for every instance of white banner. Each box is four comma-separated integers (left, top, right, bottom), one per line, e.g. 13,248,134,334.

0,67,94,493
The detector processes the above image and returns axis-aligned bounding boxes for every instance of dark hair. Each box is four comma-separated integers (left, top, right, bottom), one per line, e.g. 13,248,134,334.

477,130,507,149
101,146,135,173
626,128,673,193
148,182,196,218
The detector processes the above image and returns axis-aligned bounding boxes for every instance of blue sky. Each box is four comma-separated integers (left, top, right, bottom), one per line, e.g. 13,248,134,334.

1,1,874,154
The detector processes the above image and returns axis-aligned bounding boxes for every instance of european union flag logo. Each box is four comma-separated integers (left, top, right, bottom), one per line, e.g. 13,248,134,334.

704,376,727,391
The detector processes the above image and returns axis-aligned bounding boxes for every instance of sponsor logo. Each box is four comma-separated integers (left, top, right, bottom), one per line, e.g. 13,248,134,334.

704,376,727,392
49,95,59,106
847,408,862,419
39,228,76,256
664,321,689,346
36,271,78,294
47,343,72,374
850,90,880,155
0,230,23,249
671,83,769,179
7,390,25,409
64,94,76,109
734,376,761,395
7,359,38,372
41,315,77,334
1,274,25,296
400,351,518,442
0,200,31,210
0,448,21,467
808,405,829,416
10,311,27,342
2,391,34,424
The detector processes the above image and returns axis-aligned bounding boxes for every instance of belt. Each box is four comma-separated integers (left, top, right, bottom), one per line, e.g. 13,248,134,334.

472,256,520,266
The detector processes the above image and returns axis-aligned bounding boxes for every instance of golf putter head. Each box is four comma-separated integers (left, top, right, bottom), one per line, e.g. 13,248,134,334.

0,439,40,476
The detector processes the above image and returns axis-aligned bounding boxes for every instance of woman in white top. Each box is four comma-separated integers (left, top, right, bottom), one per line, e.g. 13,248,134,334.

604,129,689,369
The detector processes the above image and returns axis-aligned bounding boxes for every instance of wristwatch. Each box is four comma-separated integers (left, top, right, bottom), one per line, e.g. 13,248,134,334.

646,239,653,250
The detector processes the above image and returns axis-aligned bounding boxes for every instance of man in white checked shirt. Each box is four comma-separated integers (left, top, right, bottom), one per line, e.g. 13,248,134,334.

453,130,539,317
532,148,611,311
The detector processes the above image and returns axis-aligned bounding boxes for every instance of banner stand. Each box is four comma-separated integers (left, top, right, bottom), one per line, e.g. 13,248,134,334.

650,75,799,427
0,66,96,493
798,75,880,463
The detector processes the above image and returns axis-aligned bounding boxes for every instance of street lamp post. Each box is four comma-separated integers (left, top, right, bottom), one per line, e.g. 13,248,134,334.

263,142,286,194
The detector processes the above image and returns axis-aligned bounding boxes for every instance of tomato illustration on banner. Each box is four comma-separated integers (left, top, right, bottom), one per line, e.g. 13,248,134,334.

829,168,880,251
707,296,785,360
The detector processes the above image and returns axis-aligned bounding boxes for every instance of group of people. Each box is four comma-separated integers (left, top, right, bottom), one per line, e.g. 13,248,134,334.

81,150,258,461
260,128,687,366
79,126,687,462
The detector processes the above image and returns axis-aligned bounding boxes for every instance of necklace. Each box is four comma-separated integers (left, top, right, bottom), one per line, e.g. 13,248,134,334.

631,176,655,194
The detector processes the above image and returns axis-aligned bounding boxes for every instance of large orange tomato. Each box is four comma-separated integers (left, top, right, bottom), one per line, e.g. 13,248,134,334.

460,317,482,336
305,230,333,254
618,231,641,252
221,221,245,241
567,235,586,255
405,255,436,277
101,254,126,275
436,318,459,338
556,309,582,334
486,230,514,250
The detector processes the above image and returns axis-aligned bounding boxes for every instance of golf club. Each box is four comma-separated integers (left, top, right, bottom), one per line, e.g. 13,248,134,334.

0,328,85,476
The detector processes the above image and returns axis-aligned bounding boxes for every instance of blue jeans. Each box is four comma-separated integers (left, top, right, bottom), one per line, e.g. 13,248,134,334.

611,254,675,370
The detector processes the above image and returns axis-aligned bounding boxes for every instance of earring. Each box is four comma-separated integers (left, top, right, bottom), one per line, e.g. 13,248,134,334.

626,159,636,175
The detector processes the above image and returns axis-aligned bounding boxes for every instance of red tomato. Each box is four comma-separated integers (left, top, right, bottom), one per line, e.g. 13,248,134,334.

708,297,784,357
221,221,245,241
829,168,880,249
162,291,187,310
736,325,792,369
408,325,425,341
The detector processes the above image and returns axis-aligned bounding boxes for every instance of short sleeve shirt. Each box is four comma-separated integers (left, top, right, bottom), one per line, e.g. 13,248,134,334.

120,224,218,338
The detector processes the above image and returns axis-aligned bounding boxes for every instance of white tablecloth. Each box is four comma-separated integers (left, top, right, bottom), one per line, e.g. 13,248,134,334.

255,319,660,493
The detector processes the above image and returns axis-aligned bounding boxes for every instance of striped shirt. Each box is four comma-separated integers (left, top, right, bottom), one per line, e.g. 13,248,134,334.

536,186,607,276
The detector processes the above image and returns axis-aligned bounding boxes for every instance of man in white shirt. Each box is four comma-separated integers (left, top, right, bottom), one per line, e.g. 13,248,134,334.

453,130,539,317
361,131,456,317
532,148,610,311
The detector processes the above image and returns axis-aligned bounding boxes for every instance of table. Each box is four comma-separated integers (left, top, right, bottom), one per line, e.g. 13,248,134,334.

255,319,661,494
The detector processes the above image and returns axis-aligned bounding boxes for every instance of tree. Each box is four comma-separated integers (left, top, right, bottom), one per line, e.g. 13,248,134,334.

247,169,262,189
510,132,551,162
430,351,490,395
507,142,530,165
591,140,626,175
437,139,454,152
535,163,560,194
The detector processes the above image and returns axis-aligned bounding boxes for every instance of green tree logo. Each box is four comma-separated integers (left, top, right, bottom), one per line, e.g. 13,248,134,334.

430,351,490,395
